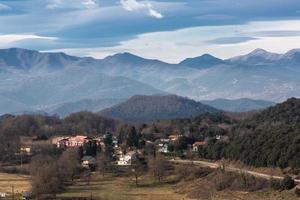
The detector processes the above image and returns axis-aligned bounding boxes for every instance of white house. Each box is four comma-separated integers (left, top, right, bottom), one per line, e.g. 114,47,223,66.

117,151,137,166
157,143,169,153
81,156,96,168
0,193,7,198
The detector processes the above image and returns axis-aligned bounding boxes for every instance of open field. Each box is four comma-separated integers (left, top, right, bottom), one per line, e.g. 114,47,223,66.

0,173,30,194
59,172,193,200
58,170,300,200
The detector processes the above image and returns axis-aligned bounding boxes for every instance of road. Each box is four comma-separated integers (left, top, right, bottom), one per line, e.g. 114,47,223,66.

170,159,300,184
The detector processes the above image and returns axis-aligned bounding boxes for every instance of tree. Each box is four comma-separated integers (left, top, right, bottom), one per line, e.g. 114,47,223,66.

148,154,167,183
281,175,295,190
57,148,81,182
131,157,147,186
104,132,113,146
83,140,97,157
96,153,111,177
30,155,64,199
118,125,140,148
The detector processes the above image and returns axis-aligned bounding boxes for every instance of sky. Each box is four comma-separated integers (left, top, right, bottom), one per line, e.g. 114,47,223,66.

0,0,300,63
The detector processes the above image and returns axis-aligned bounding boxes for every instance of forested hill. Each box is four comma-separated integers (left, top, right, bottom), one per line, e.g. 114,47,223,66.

100,95,219,122
226,98,300,168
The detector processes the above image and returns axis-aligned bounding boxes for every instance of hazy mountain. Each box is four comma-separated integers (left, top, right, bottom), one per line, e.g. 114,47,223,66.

180,54,225,69
100,95,219,122
279,49,300,66
227,48,281,65
201,98,276,112
0,48,92,71
47,98,126,118
0,47,300,115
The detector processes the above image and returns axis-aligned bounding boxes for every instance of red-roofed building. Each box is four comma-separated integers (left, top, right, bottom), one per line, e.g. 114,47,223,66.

193,141,207,152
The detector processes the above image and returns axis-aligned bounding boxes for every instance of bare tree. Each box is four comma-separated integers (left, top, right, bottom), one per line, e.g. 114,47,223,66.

148,154,167,183
57,148,81,182
131,158,146,186
96,153,111,177
30,155,63,199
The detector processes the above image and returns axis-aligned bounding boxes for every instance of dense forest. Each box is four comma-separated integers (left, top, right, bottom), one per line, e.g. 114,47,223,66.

226,98,300,168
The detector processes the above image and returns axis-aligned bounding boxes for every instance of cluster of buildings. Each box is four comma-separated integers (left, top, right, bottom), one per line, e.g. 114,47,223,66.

19,132,229,169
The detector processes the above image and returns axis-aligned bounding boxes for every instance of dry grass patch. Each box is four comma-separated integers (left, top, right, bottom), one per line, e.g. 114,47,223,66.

0,172,30,194
59,172,193,200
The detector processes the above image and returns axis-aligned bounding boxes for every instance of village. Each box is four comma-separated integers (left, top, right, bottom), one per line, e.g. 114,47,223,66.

18,132,229,169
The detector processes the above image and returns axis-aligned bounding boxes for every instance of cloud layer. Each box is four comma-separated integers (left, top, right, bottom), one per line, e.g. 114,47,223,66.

120,0,163,18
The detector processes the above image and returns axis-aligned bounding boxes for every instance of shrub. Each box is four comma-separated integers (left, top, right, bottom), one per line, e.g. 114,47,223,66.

214,172,268,192
270,178,281,191
281,175,295,190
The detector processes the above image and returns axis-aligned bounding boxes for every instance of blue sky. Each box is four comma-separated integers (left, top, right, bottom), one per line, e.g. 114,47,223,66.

0,0,300,62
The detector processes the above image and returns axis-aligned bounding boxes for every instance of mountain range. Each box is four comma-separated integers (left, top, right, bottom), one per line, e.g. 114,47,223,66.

0,47,299,116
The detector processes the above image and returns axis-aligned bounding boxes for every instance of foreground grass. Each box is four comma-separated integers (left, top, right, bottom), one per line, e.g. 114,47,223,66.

58,172,192,200
0,172,30,194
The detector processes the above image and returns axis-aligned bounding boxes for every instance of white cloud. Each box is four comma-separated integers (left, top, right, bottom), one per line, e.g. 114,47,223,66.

0,3,10,11
47,0,98,10
60,20,300,63
0,34,57,47
120,0,163,19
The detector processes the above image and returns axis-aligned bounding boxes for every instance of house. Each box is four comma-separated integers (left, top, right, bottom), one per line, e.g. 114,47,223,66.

53,135,90,148
193,141,207,152
156,138,170,153
0,193,7,198
81,156,96,169
19,136,50,155
216,135,229,142
19,136,35,155
117,151,138,166
21,192,32,200
157,143,169,153
68,135,89,147
168,134,183,142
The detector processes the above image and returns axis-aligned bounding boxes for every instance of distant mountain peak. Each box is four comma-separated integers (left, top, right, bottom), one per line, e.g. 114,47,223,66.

228,48,281,65
284,49,300,57
180,53,224,69
104,52,147,62
248,48,270,55
102,52,168,66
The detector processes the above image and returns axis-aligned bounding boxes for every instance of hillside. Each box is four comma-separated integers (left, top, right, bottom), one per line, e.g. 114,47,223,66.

46,98,126,118
100,95,219,122
201,98,275,112
226,98,300,168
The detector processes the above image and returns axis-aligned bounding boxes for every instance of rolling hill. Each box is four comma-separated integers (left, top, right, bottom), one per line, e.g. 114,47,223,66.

201,98,275,112
100,95,219,122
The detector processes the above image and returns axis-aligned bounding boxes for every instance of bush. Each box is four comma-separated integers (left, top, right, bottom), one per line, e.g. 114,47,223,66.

281,175,295,190
270,178,281,191
214,172,268,192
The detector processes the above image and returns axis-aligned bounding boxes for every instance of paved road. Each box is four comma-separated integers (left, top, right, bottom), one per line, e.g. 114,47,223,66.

170,159,300,184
